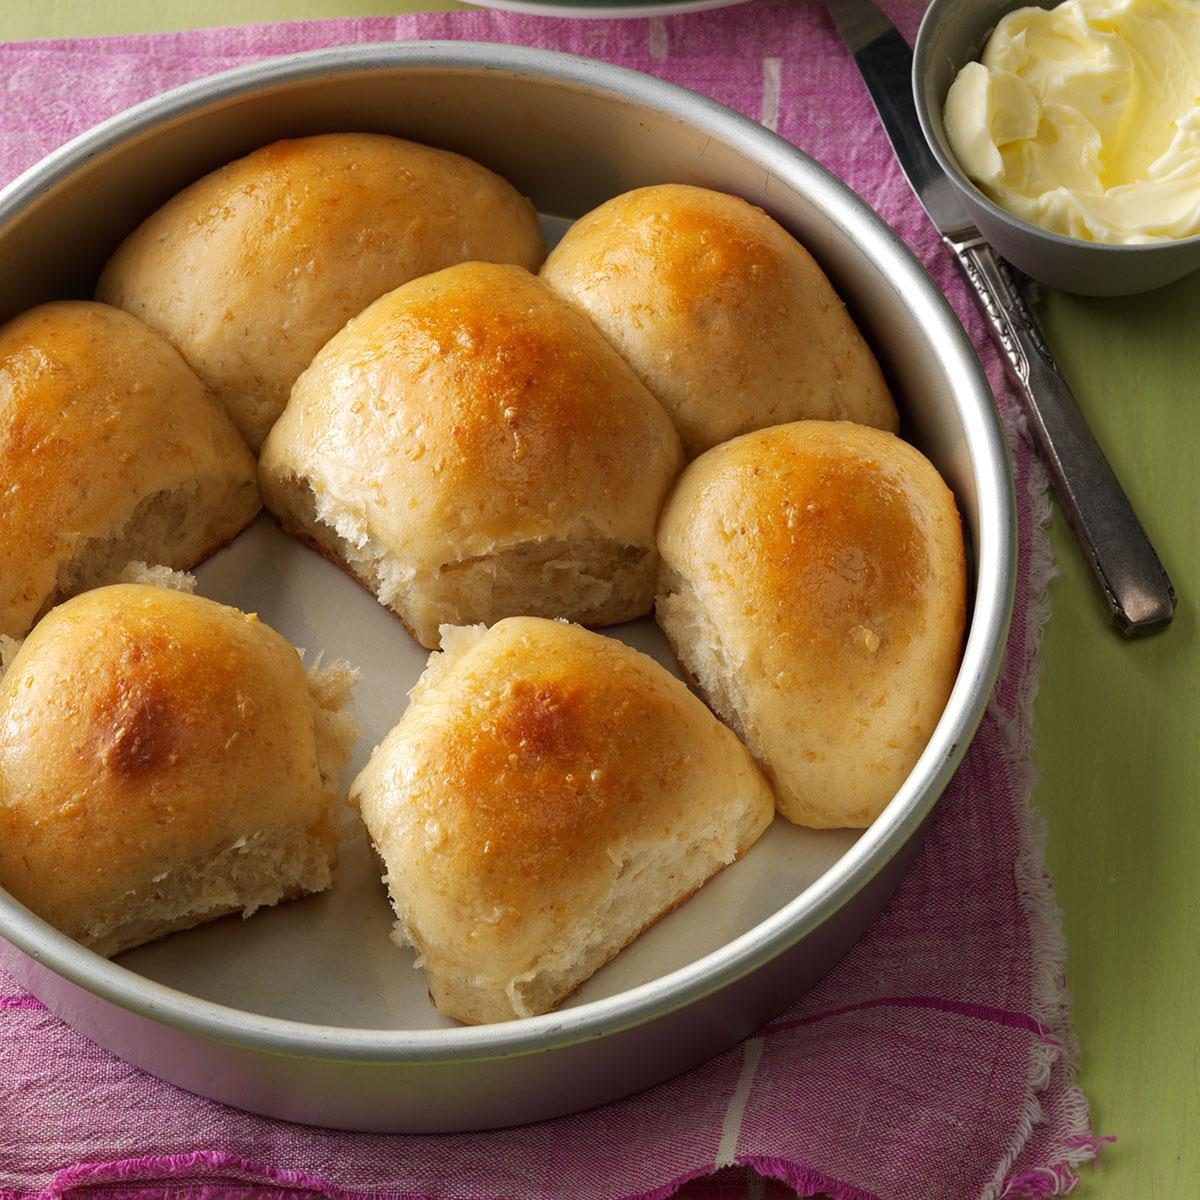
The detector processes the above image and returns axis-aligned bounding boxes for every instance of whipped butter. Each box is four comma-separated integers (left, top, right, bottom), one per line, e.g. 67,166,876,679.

943,0,1200,243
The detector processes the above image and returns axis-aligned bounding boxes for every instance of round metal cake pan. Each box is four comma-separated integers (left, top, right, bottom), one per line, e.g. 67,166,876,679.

0,43,1016,1133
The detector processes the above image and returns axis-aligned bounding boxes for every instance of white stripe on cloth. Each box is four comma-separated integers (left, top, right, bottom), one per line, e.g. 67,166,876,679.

649,17,669,61
716,1036,764,1168
760,57,782,131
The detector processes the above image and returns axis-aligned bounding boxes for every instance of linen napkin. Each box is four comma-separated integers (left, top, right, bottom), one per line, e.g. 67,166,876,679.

0,3,1106,1197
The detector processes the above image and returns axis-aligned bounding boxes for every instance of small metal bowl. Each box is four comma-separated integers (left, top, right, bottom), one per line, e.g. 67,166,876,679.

0,42,1014,1133
914,0,1200,296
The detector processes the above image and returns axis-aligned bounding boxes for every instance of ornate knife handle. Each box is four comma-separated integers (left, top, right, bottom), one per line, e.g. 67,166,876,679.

951,237,1175,635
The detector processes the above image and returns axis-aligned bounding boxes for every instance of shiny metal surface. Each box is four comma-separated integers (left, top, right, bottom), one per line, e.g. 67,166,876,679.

828,0,1175,634
950,240,1176,634
823,0,974,242
914,0,1200,297
0,43,1015,1131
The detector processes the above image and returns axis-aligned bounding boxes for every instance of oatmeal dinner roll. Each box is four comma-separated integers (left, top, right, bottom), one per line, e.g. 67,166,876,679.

541,183,898,457
0,582,359,958
350,617,775,1024
0,301,259,641
259,262,684,649
97,133,547,449
656,421,966,829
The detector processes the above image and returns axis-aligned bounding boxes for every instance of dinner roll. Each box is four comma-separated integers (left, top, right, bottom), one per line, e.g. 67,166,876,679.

259,262,684,649
350,617,775,1024
656,421,966,829
0,583,359,958
0,301,259,641
540,184,898,457
97,133,547,449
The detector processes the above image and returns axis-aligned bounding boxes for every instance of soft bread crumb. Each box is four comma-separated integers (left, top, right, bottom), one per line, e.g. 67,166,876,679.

418,624,489,696
117,561,198,593
265,472,657,648
312,485,415,610
83,823,335,959
304,655,363,796
0,635,22,676
25,476,259,635
388,918,427,971
656,568,760,756
500,826,750,1021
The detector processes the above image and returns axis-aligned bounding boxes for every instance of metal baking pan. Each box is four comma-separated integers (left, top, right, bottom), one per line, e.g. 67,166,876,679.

0,43,1015,1133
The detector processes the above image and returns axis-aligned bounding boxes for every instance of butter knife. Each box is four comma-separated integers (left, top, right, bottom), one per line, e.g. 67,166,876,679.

823,0,1176,635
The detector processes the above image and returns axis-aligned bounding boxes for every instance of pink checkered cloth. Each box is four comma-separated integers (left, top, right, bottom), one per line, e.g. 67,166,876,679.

0,2,1105,1197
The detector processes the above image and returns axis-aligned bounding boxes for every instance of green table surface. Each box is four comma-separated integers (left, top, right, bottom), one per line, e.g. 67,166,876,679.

3,4,1197,1197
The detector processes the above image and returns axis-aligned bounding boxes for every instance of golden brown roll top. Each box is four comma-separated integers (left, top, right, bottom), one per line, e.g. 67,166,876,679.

0,301,259,640
656,421,967,829
0,584,359,957
541,183,898,457
97,133,547,450
259,262,685,648
350,617,775,1024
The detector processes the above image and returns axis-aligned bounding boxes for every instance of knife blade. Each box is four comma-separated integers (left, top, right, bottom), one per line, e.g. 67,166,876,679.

823,0,1176,635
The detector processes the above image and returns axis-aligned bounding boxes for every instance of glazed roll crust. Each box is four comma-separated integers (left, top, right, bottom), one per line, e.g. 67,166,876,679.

0,301,259,640
259,262,684,647
350,617,775,1024
0,584,358,957
541,184,898,456
656,421,966,829
98,133,548,449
